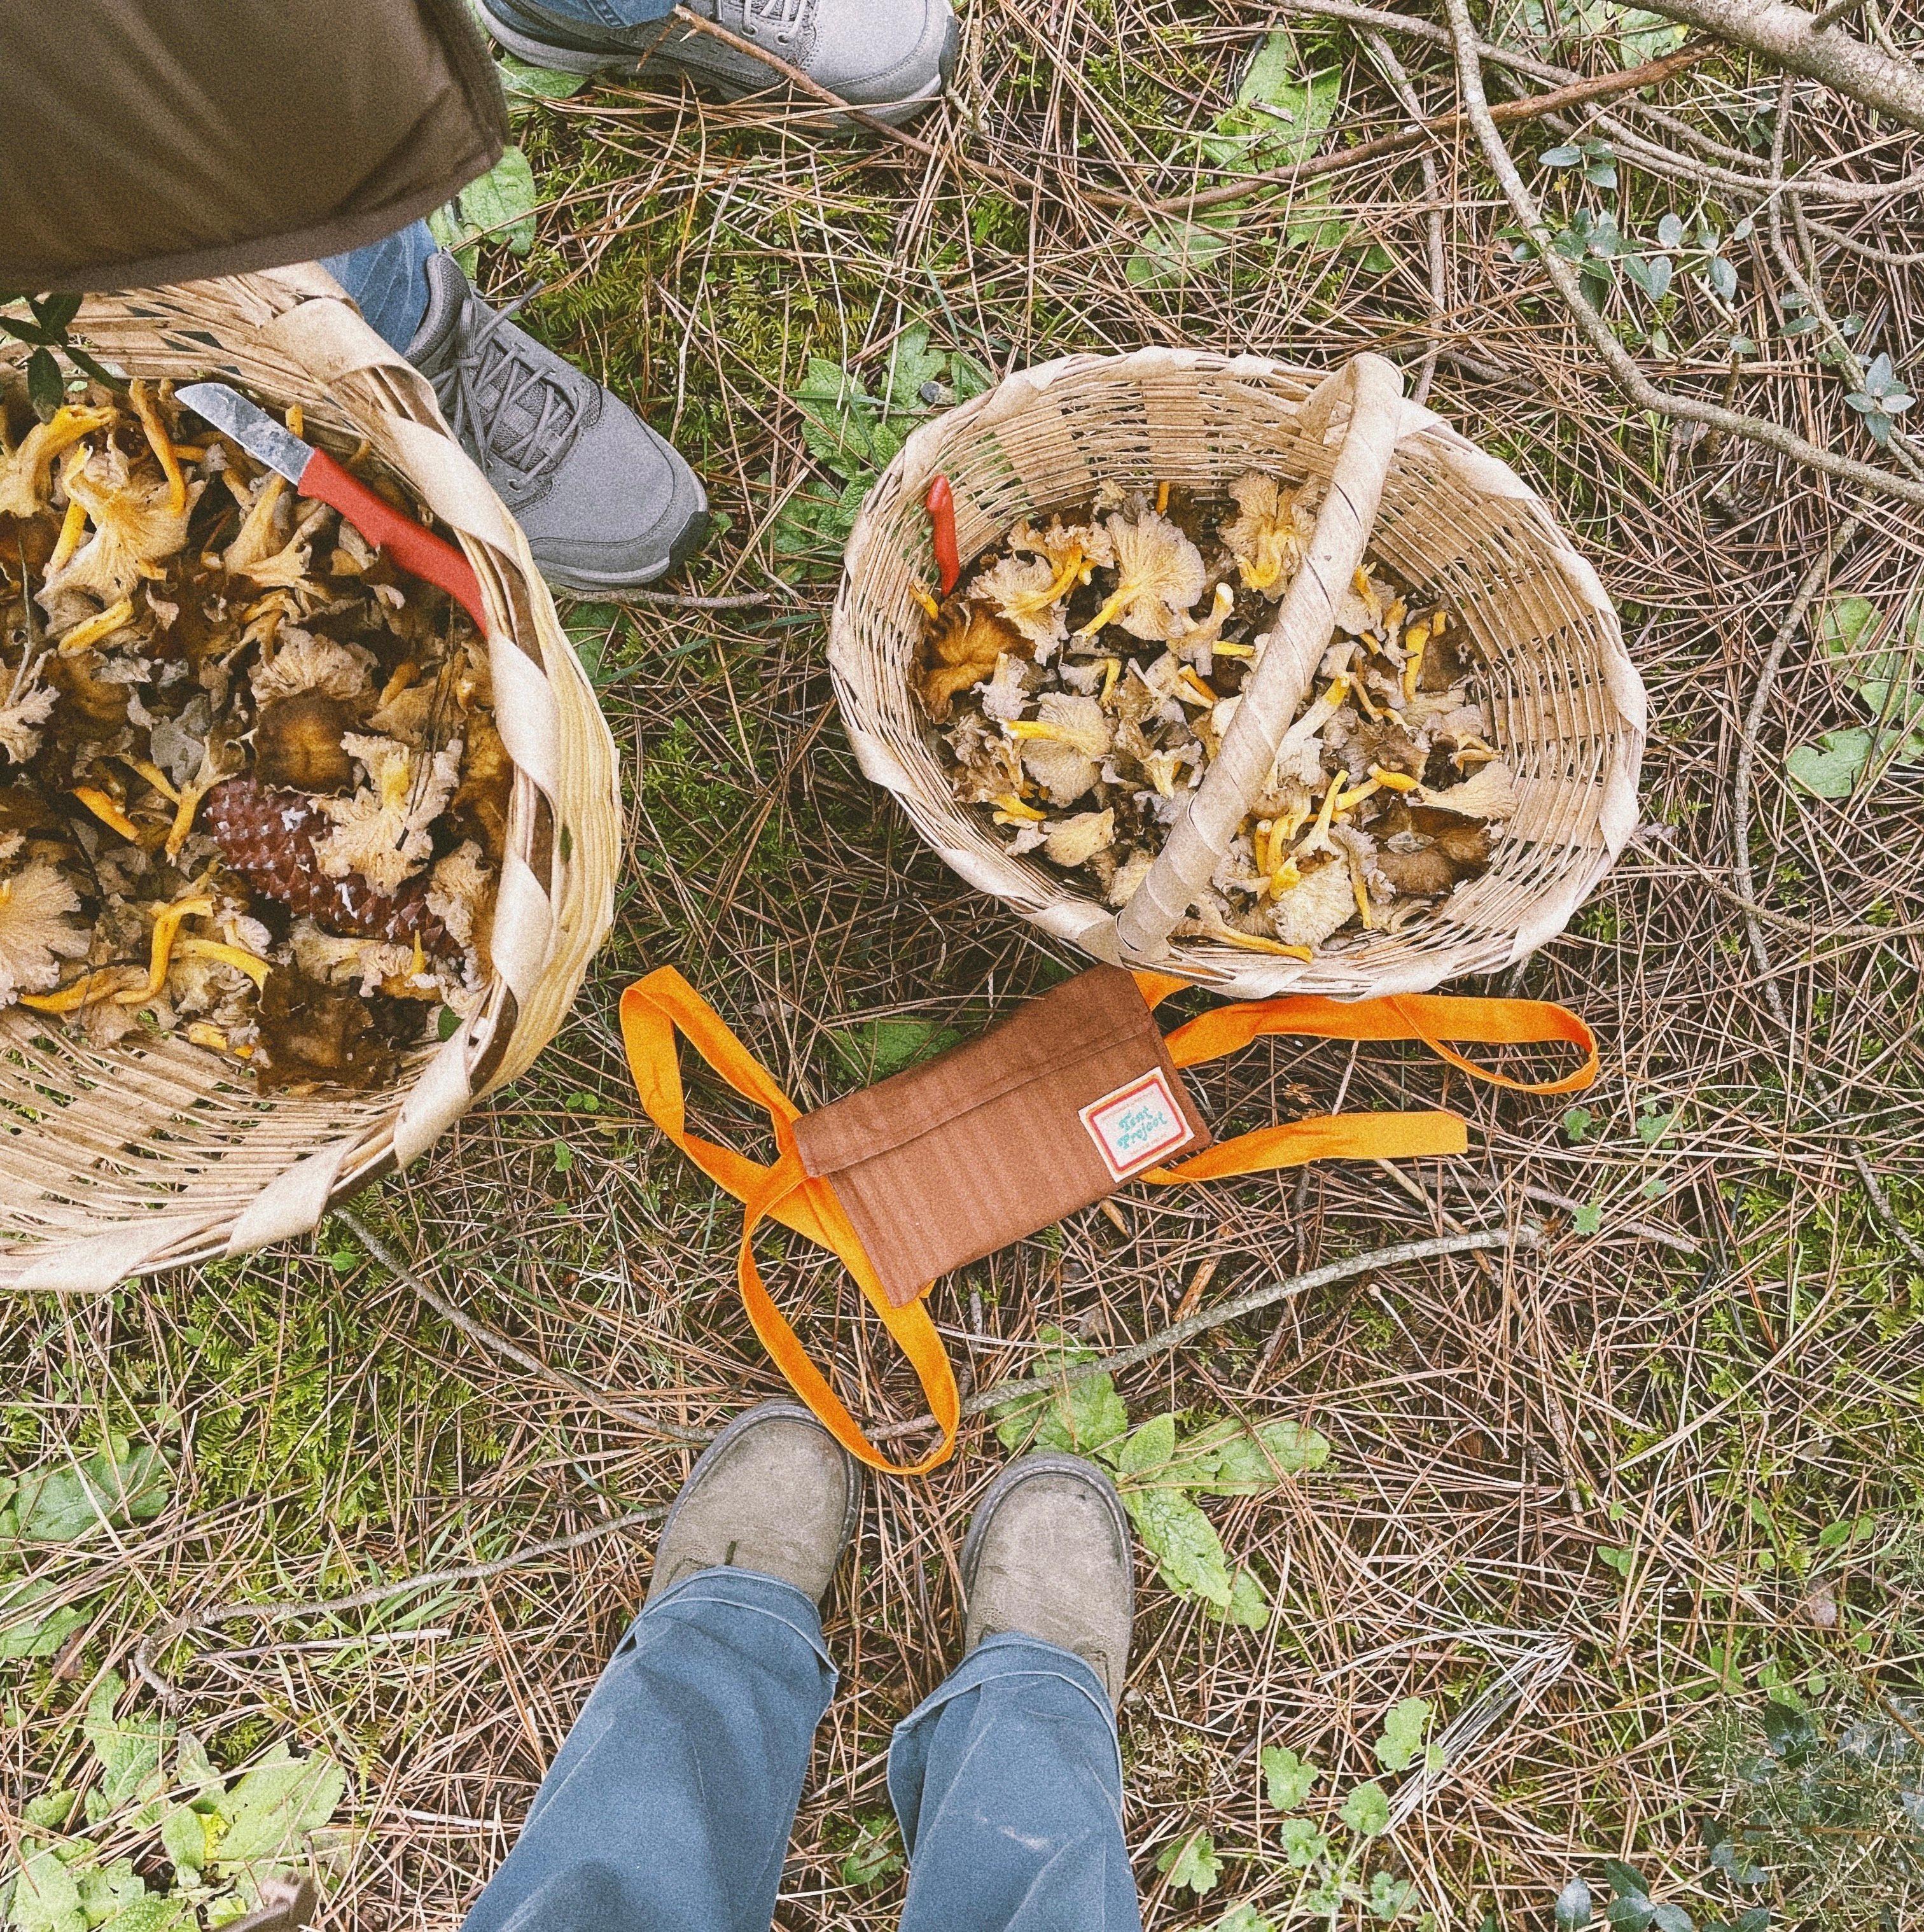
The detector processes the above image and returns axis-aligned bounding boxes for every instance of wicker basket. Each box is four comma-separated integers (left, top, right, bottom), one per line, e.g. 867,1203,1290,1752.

830,349,1644,998
0,266,621,1292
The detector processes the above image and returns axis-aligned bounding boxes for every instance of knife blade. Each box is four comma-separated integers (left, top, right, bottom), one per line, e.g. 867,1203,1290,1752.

178,382,488,631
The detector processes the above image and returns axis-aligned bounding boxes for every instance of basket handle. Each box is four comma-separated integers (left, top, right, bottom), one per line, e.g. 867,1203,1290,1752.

1114,352,1408,963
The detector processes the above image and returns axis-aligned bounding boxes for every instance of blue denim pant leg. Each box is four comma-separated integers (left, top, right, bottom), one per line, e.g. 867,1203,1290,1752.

322,221,438,354
889,1633,1141,1932
506,0,673,26
461,1569,837,1932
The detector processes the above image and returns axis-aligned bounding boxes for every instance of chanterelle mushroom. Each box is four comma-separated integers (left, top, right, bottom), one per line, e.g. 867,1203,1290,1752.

43,440,200,608
0,837,90,1006
0,405,115,521
316,733,463,896
1075,512,1207,641
1222,472,1316,592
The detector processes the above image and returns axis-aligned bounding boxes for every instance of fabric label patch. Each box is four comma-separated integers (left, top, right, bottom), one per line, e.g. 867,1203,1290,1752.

1080,1068,1194,1182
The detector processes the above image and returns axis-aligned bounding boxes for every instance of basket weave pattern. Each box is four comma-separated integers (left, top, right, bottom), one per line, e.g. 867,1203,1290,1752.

830,348,1645,1000
0,267,620,1291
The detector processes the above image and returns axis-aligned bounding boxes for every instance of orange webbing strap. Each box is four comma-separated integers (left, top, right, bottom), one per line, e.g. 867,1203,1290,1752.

1133,972,1598,1093
619,967,960,1478
1128,970,1595,1182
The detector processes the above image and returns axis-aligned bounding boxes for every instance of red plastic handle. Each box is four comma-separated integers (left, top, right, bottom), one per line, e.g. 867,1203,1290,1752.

299,447,489,632
924,474,961,596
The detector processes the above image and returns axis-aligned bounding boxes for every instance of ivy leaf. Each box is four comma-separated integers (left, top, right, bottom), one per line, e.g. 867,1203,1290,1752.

210,1748,347,1868
1278,1816,1330,1867
1260,1743,1320,1810
1340,1781,1391,1835
1124,1486,1233,1606
1157,1828,1222,1896
1558,1877,1596,1930
1374,1697,1433,1772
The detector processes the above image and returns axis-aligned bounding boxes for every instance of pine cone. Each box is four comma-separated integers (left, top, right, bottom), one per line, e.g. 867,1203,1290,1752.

206,776,455,956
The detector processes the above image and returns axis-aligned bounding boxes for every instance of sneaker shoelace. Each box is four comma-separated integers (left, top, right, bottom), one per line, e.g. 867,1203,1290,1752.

435,286,583,497
742,0,807,36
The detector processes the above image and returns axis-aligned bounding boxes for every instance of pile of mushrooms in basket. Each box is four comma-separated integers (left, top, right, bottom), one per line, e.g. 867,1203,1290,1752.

920,475,1516,959
0,380,507,1090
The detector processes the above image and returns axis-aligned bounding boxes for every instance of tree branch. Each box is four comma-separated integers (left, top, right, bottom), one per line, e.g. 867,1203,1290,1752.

1633,0,1924,128
1439,0,1924,508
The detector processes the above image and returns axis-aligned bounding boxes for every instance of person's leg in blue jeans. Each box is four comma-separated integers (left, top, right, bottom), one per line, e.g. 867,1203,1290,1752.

323,223,438,355
888,1453,1143,1932
458,1403,860,1932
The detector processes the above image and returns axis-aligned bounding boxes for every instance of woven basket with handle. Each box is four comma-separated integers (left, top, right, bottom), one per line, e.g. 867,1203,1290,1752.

0,267,620,1292
831,349,1645,999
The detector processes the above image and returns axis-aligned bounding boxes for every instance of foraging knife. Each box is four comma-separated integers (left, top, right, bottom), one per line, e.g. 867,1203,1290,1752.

177,382,488,631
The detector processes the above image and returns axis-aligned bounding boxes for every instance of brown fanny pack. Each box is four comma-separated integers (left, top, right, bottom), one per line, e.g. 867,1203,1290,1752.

620,963,1596,1476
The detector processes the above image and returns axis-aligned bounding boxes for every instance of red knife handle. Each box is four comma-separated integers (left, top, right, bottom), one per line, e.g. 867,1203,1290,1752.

298,447,489,633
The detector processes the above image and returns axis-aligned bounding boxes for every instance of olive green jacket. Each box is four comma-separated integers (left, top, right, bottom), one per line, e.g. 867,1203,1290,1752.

1,0,506,293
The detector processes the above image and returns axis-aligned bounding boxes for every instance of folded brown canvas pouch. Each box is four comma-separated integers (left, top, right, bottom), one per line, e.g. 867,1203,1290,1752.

791,965,1212,1307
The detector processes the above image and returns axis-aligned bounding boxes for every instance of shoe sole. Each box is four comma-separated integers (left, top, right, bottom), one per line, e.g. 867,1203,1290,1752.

958,1451,1134,1664
646,1397,863,1606
537,503,711,596
477,0,956,127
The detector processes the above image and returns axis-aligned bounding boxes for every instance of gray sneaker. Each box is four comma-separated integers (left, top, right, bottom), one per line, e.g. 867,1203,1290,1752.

646,1399,863,1606
959,1453,1135,1705
405,251,708,593
478,0,958,125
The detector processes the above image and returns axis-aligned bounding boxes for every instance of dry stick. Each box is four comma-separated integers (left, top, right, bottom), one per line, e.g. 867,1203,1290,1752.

620,586,778,611
1153,40,1717,219
132,1501,670,1707
1439,0,1924,510
866,1226,1539,1443
1633,0,1924,129
338,1207,711,1445
1726,517,1924,1267
1362,29,1449,407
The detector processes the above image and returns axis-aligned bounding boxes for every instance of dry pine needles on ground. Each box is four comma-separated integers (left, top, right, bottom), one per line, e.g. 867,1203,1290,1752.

4,3,1924,1930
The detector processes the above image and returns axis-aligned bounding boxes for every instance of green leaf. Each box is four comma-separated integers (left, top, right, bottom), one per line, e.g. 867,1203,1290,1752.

1561,1105,1593,1144
1574,1203,1603,1236
6,1845,83,1932
1173,1416,1330,1494
3,1438,172,1546
1124,1486,1233,1606
1339,1781,1390,1835
428,144,540,274
83,1673,173,1824
1156,1828,1222,1896
1369,1871,1417,1921
74,1860,146,1924
1260,1743,1320,1810
0,1579,89,1661
496,53,589,101
993,1333,1131,1460
838,1814,903,1889
26,348,63,417
1126,216,1234,290
22,1795,73,1833
1115,1413,1178,1478
211,1749,347,1868
1635,1106,1677,1146
1214,1565,1271,1629
1600,1860,1649,1904
562,603,628,689
826,1018,964,1084
1374,1697,1433,1773
1277,1816,1329,1867
883,326,948,413
1786,729,1878,798
94,1900,184,1932
1214,1908,1277,1932
1558,1877,1596,1930
159,1805,209,1883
